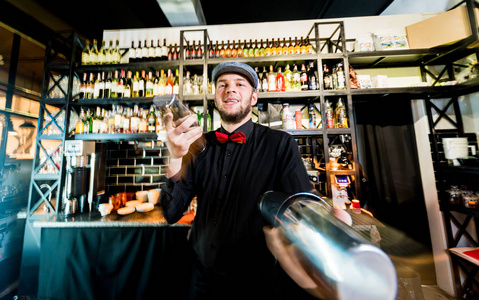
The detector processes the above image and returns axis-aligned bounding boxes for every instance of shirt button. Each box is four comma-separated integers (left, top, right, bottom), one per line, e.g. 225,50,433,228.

226,151,231,156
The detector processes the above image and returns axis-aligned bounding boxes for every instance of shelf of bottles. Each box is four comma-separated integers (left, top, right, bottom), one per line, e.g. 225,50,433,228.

74,21,360,197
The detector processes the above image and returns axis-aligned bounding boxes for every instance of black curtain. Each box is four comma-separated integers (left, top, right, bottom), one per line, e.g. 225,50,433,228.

354,97,436,283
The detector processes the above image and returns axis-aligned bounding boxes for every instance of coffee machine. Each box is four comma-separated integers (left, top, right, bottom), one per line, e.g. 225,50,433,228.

63,140,106,215
331,174,351,208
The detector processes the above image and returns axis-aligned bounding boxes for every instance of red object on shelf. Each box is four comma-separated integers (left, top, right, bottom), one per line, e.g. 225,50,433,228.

463,249,479,260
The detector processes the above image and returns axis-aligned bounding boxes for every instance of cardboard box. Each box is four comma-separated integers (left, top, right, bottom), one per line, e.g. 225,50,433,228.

406,6,479,49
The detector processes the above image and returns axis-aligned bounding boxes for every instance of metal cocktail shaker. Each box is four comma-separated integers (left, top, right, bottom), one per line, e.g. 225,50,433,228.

259,191,397,300
153,95,206,155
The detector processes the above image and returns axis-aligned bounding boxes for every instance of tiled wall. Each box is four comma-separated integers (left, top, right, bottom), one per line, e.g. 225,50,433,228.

105,141,169,194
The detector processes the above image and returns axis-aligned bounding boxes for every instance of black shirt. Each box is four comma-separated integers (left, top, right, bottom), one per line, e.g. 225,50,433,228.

160,119,313,292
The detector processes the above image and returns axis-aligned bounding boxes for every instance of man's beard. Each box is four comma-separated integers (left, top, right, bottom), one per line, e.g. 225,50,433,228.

218,105,251,124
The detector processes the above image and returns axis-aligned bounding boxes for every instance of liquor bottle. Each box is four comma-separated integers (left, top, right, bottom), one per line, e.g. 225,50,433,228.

284,64,293,92
93,72,103,99
81,39,91,65
336,62,346,90
276,67,285,92
111,70,119,98
108,107,116,133
79,73,88,98
129,41,136,63
308,104,316,129
148,40,155,61
242,40,248,57
225,40,231,58
130,105,140,133
117,70,125,98
191,40,197,58
148,105,156,133
103,72,111,98
161,39,168,60
122,107,131,133
259,39,265,56
292,65,301,91
267,65,276,92
219,41,226,58
155,39,162,61
76,108,85,134
215,41,220,58
254,40,260,57
208,41,214,58
153,70,159,95
308,62,318,90
282,38,288,55
173,69,180,95
236,40,243,57
105,41,113,64
139,70,146,97
197,40,203,59
168,45,174,60
335,98,348,128
115,105,123,133
141,39,149,61
85,109,93,133
165,69,174,95
158,70,166,95
294,37,301,55
132,71,140,98
101,108,109,133
135,40,143,62
270,39,276,56
85,73,94,99
139,108,148,133
124,71,132,98
282,103,295,129
92,106,102,133
248,39,254,57
300,64,308,91
288,37,294,55
325,100,334,128
113,40,121,63
323,64,332,90
184,71,192,95
306,37,313,54
261,66,268,93
300,37,306,54
192,74,200,95
156,108,164,133
331,65,338,90
185,41,191,60
146,71,154,97
265,39,271,56
90,39,99,64
98,40,106,64
231,40,237,58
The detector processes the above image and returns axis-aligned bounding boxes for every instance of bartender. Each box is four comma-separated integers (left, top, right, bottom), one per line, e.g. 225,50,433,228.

160,62,315,299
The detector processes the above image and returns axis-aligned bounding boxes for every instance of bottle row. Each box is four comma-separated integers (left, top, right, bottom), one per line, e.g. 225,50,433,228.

81,39,122,65
281,99,349,130
74,105,164,135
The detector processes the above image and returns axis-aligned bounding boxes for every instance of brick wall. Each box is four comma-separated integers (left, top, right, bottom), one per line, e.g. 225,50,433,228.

105,141,169,194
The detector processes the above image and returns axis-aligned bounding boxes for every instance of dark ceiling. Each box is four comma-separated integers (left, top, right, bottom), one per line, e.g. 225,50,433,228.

16,0,394,41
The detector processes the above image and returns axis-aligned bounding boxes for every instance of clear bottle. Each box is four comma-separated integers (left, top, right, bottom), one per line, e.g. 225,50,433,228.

122,107,131,133
335,98,348,128
184,71,193,95
292,64,301,91
98,40,107,64
165,69,174,95
139,108,148,133
146,71,154,97
139,70,146,97
113,40,121,63
130,105,140,133
325,100,334,129
323,64,332,90
268,65,276,92
261,66,268,93
115,105,123,133
282,103,295,129
129,41,136,63
111,70,119,98
76,108,86,134
148,105,156,133
90,39,99,64
81,39,91,65
158,70,166,96
132,71,140,98
336,62,346,90
173,69,180,95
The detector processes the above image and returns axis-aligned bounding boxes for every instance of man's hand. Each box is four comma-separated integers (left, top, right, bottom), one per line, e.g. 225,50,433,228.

164,109,203,177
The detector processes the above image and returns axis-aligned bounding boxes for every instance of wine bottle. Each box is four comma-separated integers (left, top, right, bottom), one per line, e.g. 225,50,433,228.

129,41,136,63
105,41,112,64
104,71,111,98
90,39,99,64
161,39,168,60
146,71,154,97
117,70,125,98
300,64,308,91
139,70,146,97
81,39,91,65
124,71,132,98
276,67,285,92
135,40,143,62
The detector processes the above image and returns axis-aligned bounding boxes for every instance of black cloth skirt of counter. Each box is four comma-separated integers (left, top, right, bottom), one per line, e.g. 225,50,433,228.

37,226,193,300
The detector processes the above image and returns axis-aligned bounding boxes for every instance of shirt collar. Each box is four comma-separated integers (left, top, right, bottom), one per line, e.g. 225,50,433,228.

219,119,254,141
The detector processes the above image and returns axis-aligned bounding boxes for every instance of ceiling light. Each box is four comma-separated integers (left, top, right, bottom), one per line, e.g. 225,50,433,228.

156,0,206,27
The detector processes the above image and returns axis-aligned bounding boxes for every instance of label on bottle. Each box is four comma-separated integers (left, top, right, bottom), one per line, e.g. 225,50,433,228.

326,110,334,128
132,81,139,93
124,87,131,98
82,53,90,65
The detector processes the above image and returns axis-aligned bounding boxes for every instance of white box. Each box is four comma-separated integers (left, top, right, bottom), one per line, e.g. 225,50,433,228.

371,75,388,88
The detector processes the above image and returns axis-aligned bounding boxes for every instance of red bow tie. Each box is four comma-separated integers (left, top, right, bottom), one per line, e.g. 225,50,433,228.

215,131,246,144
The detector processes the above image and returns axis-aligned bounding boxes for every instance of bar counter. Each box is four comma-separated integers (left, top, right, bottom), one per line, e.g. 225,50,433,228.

34,206,194,300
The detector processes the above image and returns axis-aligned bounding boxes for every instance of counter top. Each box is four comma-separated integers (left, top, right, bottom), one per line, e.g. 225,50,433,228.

33,206,191,228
